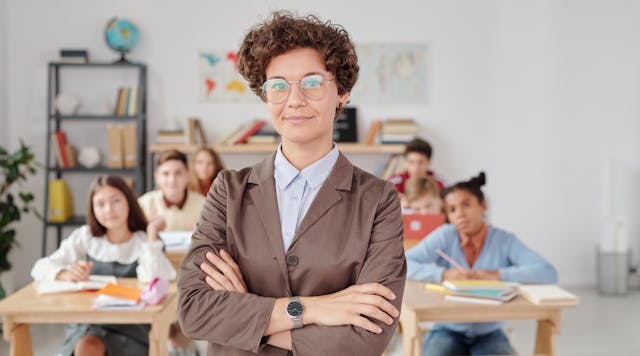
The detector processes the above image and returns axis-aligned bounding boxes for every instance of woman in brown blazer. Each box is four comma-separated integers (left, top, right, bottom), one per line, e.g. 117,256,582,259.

178,11,406,356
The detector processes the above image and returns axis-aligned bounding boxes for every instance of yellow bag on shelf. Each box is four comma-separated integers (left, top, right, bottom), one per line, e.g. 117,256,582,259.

49,179,73,223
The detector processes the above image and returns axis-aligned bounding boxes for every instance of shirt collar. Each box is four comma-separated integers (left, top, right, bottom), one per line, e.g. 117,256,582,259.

459,223,488,249
274,143,339,190
162,190,188,209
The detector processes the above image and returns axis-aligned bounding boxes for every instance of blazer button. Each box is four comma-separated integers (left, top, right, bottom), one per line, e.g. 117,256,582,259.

286,254,299,266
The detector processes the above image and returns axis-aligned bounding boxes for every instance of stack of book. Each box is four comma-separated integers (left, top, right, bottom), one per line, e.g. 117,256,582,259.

217,119,268,145
93,283,145,310
114,86,140,117
59,49,89,63
381,118,418,144
247,125,279,144
107,124,137,168
378,154,406,179
442,280,519,305
51,130,77,168
186,118,208,145
156,129,185,144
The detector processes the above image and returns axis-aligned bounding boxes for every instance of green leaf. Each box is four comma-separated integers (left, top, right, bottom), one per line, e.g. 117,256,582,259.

19,192,34,203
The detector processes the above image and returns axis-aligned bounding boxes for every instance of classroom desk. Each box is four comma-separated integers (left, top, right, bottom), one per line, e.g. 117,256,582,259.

0,278,177,356
400,281,577,356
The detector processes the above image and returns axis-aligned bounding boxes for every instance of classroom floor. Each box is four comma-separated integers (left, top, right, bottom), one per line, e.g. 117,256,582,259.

1,287,638,356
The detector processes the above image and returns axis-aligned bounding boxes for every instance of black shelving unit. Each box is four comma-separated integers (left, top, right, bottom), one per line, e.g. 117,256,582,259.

43,61,148,256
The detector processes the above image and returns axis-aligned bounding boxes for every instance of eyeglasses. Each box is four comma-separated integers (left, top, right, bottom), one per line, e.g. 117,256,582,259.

261,74,334,104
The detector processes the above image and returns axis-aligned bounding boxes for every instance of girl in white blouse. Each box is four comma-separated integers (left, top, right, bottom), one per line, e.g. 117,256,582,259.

31,175,176,356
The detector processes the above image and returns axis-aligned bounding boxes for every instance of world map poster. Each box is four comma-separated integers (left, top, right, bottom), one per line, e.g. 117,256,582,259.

351,43,428,104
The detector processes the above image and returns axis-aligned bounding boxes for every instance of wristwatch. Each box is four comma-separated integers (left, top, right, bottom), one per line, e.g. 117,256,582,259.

286,296,304,329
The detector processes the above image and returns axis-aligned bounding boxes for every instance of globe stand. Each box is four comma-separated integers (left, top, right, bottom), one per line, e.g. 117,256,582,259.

114,51,130,64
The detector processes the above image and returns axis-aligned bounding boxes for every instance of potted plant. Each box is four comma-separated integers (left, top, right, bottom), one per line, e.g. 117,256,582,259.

0,141,38,299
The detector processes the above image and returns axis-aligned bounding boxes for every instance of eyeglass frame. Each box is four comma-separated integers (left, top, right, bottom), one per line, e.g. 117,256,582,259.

260,73,336,104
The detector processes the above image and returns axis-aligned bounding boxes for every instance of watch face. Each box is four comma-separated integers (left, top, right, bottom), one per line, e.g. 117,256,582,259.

287,301,304,317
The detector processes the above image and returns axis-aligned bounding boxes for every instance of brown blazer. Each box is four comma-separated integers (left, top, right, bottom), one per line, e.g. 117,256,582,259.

178,152,406,355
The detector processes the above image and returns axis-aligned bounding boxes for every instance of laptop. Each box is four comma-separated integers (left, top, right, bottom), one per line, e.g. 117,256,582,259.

402,214,446,241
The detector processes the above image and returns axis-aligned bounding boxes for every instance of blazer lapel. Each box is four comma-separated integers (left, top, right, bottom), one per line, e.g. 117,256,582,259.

247,153,290,285
289,153,354,249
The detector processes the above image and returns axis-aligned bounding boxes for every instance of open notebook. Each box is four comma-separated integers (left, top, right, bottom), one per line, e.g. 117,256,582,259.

518,285,579,306
36,275,117,295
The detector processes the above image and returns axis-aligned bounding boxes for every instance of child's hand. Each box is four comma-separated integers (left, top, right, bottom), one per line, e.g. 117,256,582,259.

442,268,471,281
469,269,500,280
57,260,94,282
147,216,166,241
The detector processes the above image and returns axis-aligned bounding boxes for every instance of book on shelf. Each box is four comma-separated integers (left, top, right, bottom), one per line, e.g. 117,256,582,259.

114,86,140,116
107,125,124,168
122,124,137,168
365,120,382,145
379,154,406,179
235,120,266,144
247,135,278,144
216,125,246,145
156,129,186,144
333,107,358,142
127,86,139,116
35,275,116,295
381,118,418,144
59,49,89,63
518,285,579,306
186,118,208,145
53,130,70,168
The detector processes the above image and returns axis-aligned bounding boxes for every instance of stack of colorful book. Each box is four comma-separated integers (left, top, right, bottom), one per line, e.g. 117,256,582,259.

381,118,418,144
442,280,519,305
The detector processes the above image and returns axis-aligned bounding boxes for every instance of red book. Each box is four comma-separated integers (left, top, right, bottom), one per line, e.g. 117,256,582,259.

234,120,265,144
55,131,69,168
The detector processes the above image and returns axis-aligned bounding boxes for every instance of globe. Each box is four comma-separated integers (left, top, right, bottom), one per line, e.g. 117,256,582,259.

105,18,139,62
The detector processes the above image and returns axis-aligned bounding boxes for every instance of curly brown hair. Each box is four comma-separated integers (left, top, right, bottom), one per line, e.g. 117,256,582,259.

238,11,359,105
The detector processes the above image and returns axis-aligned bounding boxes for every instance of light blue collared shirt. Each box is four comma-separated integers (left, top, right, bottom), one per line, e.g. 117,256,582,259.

274,144,339,251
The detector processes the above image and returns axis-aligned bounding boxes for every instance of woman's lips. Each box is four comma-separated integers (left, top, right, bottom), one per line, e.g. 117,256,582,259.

285,116,311,124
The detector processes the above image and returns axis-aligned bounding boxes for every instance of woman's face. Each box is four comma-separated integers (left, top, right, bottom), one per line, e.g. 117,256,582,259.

263,47,348,148
92,185,129,232
155,160,189,196
444,189,486,235
194,151,216,181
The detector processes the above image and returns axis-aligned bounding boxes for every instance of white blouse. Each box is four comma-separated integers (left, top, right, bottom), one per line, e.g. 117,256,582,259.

31,225,177,283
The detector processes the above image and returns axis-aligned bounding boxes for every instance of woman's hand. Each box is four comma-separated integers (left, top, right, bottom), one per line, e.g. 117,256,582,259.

469,269,500,280
56,260,94,282
301,283,400,334
200,249,247,293
147,215,166,242
442,268,471,281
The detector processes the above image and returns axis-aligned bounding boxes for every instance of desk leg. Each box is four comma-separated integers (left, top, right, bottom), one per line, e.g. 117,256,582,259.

2,318,33,356
399,309,421,356
534,313,560,356
149,321,171,356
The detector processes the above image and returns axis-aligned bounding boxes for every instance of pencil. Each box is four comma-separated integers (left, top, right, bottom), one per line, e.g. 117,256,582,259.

435,248,465,271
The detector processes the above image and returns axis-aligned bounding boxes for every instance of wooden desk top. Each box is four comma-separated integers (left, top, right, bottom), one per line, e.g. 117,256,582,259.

0,278,177,324
401,281,577,323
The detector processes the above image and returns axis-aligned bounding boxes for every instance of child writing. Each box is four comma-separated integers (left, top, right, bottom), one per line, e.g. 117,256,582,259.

188,146,225,196
406,172,558,356
31,175,176,356
401,176,443,214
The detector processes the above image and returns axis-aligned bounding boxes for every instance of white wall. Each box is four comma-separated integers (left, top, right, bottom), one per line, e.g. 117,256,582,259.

0,0,7,146
4,0,639,289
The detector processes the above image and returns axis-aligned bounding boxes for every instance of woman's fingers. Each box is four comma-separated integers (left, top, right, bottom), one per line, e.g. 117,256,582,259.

200,261,235,291
355,294,399,319
352,303,394,325
220,250,244,281
350,283,396,301
350,315,383,334
204,276,225,291
206,252,247,292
